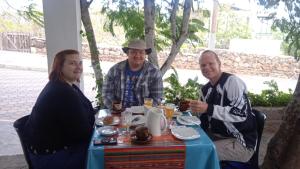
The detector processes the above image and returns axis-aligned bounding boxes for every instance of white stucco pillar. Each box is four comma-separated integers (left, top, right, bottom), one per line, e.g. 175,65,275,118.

42,0,83,89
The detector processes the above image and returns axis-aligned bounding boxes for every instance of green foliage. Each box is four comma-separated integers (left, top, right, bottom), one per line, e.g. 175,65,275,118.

101,0,144,41
216,4,252,49
259,0,300,60
93,79,103,107
273,18,300,60
248,80,293,107
164,72,292,107
17,3,44,27
163,67,202,105
0,10,42,34
101,0,208,51
93,71,105,108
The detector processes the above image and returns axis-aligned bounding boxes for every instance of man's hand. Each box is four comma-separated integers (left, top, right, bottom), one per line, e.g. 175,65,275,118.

189,100,208,114
112,100,122,111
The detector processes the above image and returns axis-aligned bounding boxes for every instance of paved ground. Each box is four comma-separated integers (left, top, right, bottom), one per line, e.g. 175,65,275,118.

0,155,27,169
0,50,294,168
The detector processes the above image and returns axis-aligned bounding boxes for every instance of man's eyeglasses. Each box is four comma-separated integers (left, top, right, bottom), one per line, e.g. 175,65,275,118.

128,49,146,55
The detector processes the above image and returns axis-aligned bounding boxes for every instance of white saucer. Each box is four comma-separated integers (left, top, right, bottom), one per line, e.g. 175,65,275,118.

97,126,118,136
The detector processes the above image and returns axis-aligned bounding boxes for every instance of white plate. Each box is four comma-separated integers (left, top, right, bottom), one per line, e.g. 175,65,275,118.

126,106,146,114
171,126,200,140
173,111,183,117
176,116,201,126
131,115,146,126
96,126,118,136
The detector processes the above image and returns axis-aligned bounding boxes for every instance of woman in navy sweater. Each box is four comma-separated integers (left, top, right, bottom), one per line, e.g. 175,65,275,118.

25,49,95,169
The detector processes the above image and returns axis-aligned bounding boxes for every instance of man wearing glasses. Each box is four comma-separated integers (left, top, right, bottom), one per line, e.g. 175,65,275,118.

102,39,163,110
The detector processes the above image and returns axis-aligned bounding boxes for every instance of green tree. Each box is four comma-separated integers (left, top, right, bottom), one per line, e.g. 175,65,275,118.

0,4,43,35
216,4,251,49
101,0,208,75
17,3,44,27
80,0,104,107
258,1,300,168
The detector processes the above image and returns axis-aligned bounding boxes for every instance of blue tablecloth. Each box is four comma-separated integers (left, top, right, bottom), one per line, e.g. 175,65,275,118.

185,127,220,169
87,131,104,169
87,126,220,169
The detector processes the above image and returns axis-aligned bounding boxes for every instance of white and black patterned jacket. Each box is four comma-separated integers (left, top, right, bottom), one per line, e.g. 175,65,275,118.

200,72,257,150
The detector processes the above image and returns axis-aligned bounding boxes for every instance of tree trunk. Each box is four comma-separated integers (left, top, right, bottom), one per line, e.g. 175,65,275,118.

80,0,104,107
262,74,300,169
144,0,159,67
160,0,192,75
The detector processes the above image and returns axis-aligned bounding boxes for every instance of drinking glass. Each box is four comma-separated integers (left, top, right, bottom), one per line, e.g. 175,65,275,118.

144,98,153,109
165,103,175,120
120,111,132,135
164,103,176,128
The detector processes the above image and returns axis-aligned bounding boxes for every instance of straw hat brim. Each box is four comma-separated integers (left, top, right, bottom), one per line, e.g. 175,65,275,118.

122,47,152,55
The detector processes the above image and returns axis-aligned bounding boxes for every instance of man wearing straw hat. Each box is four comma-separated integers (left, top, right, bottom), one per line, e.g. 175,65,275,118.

102,39,163,110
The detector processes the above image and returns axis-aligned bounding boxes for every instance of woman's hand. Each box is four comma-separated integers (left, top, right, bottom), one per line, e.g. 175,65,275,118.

189,100,208,114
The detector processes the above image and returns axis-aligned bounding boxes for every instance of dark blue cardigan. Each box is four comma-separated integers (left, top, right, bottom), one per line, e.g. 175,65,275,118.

25,80,95,150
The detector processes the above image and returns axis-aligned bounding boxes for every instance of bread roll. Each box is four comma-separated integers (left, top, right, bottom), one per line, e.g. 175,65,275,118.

103,116,114,125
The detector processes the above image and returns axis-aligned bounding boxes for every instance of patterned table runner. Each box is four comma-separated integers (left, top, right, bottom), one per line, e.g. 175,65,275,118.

104,132,186,169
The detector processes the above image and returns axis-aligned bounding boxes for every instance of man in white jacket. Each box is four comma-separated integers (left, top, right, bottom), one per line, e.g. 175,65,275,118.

190,50,257,162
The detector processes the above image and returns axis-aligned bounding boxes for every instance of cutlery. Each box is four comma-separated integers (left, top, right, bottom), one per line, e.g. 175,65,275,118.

132,116,140,123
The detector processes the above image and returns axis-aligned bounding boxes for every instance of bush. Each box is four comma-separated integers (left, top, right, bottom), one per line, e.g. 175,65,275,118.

164,72,292,107
163,67,202,105
248,80,293,107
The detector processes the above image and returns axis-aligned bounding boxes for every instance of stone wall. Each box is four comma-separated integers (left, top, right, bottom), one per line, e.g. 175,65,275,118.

81,44,300,80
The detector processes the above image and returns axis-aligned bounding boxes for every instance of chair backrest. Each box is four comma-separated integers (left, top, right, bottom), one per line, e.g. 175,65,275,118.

13,115,33,169
249,109,267,168
220,109,267,169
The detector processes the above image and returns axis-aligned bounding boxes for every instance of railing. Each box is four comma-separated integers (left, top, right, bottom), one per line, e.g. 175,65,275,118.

0,32,31,52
